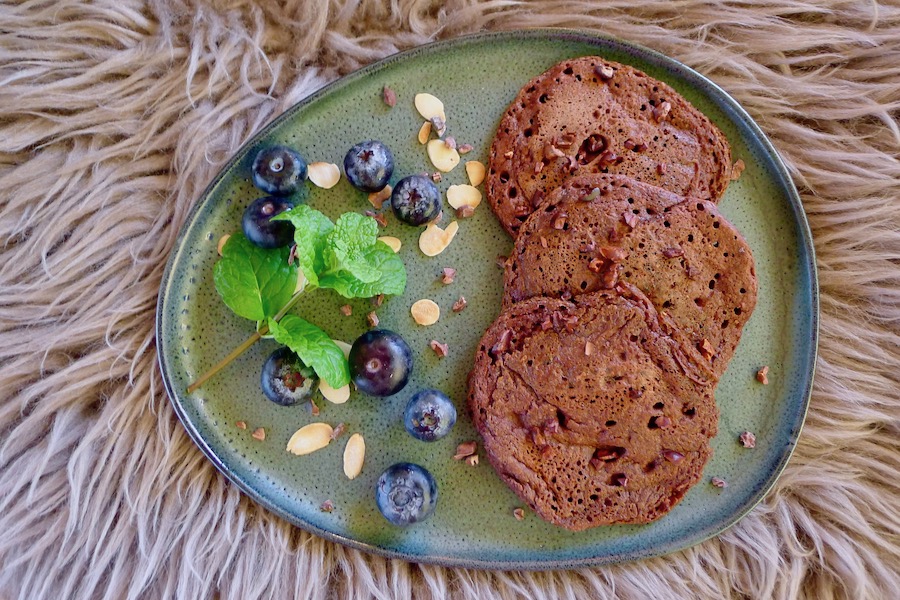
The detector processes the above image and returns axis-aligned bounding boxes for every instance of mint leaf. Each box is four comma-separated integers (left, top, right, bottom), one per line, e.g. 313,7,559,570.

323,213,381,283
268,315,350,388
319,241,406,298
214,234,297,321
272,205,334,288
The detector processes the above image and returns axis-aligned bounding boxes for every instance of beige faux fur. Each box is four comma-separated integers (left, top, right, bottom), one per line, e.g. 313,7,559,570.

1,1,899,598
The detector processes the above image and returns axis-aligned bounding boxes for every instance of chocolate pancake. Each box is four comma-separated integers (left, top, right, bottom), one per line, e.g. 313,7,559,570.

468,289,719,530
503,174,757,378
487,56,732,237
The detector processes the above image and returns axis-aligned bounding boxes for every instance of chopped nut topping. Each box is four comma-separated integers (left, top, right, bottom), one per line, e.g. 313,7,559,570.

309,397,320,416
458,143,474,154
340,304,352,316
490,329,512,357
287,243,298,266
330,422,346,440
364,210,388,228
430,115,447,137
556,132,577,148
367,311,379,328
217,234,230,256
656,162,668,175
598,150,620,167
534,161,545,174
662,247,685,258
429,340,449,357
739,431,757,449
495,254,508,269
307,162,341,189
600,246,628,262
579,241,596,254
465,454,479,467
623,211,639,229
594,64,615,80
699,339,714,361
601,264,619,288
453,441,478,460
411,299,440,326
539,236,548,249
663,450,684,463
452,296,467,312
611,474,628,487
731,159,746,181
443,136,457,150
552,212,567,230
440,267,456,284
431,171,442,183
504,150,514,159
235,420,247,430
652,101,672,122
513,508,525,521
543,143,565,161
252,427,266,441
711,477,728,488
530,189,545,209
588,258,605,273
320,499,335,513
654,416,672,429
371,294,385,307
584,341,595,356
456,205,475,219
382,85,397,107
368,185,392,209
756,366,770,385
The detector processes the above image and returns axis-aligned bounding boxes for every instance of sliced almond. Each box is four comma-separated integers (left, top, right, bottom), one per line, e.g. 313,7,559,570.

368,185,392,209
217,234,230,256
294,270,307,294
414,93,446,121
377,236,402,253
307,162,341,189
427,139,460,173
286,422,334,455
465,160,486,187
343,433,365,480
446,184,482,210
410,299,440,326
319,379,350,404
417,121,432,145
419,221,459,257
332,339,352,359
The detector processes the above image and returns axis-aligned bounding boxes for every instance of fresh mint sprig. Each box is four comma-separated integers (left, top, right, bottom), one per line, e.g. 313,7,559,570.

187,208,406,394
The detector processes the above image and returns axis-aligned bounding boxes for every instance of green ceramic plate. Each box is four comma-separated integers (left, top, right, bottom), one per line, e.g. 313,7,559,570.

157,30,817,569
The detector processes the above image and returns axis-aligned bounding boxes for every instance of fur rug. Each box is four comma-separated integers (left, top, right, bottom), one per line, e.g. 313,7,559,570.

2,1,899,598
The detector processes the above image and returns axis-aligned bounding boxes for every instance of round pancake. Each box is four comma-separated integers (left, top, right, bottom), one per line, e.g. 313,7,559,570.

487,56,732,237
468,290,719,530
503,174,757,378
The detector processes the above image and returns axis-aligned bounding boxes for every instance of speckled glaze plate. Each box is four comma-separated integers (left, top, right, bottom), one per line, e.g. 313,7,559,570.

157,30,817,570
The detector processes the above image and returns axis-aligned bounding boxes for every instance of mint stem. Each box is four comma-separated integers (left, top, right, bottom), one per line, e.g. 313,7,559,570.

186,288,305,394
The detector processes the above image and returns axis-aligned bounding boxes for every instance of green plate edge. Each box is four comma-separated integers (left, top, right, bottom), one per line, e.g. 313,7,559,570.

156,28,818,570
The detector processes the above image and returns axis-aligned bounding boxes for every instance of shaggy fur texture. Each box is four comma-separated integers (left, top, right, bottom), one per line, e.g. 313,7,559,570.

1,1,899,598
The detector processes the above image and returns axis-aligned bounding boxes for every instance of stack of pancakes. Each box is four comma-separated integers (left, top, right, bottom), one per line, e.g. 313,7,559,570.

468,57,758,530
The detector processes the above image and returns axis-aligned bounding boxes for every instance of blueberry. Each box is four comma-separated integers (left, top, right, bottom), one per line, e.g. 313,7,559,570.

390,175,441,226
252,145,307,196
348,329,412,397
375,463,438,526
260,347,318,406
403,389,457,441
343,140,394,193
242,196,295,249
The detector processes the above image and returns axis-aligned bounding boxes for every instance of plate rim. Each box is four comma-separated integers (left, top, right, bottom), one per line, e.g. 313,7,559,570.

155,28,819,570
